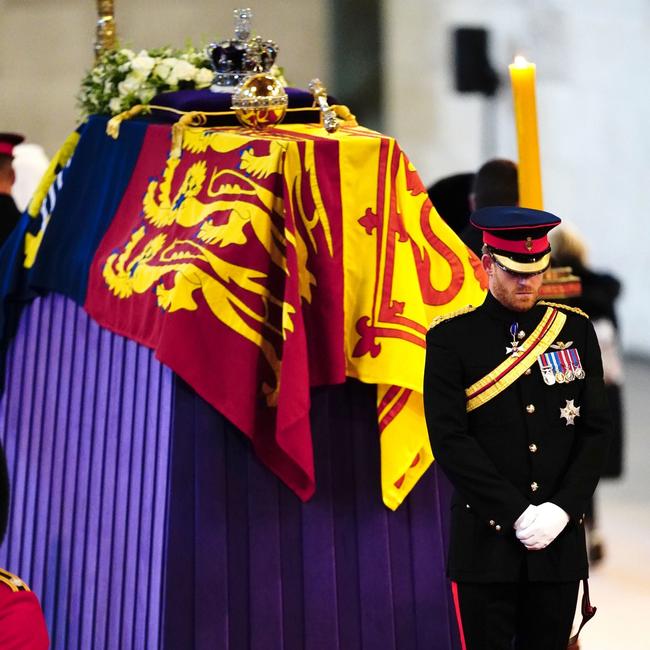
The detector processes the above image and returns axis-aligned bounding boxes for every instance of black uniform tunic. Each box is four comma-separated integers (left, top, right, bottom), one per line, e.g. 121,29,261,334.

424,292,612,583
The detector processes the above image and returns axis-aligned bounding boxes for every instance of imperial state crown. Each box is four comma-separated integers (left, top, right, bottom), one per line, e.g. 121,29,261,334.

207,8,279,90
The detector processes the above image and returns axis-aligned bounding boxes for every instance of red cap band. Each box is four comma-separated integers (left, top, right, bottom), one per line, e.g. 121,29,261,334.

0,143,15,156
484,231,549,254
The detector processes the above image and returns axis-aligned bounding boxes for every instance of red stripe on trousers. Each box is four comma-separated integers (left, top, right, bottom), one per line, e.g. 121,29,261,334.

451,581,468,650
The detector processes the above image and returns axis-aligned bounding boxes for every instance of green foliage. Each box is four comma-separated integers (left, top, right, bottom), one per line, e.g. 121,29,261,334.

77,45,215,120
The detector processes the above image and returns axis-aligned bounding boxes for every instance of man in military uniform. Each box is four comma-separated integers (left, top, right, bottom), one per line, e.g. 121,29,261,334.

424,206,612,650
0,133,25,248
0,444,49,648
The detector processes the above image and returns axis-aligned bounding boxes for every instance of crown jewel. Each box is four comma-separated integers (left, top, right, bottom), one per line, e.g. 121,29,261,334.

207,8,279,90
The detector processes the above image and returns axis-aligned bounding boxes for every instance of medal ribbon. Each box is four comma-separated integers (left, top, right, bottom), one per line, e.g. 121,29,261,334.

560,349,571,373
548,351,561,374
569,348,582,371
465,308,567,412
537,353,555,382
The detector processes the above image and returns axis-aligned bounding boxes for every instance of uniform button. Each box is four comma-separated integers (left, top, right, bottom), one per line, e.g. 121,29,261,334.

524,368,532,376
495,524,502,532
489,519,495,526
530,482,539,492
528,443,538,453
526,404,536,414
518,330,526,339
466,504,471,509
579,517,584,524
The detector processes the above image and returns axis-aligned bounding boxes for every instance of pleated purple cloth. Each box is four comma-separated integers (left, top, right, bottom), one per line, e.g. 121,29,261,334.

0,294,461,650
164,379,461,650
0,294,173,649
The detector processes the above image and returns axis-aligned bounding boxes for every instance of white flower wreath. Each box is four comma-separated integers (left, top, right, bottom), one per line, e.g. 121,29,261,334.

78,44,287,120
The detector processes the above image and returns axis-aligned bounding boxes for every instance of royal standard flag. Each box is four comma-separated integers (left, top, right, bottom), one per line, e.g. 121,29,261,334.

1,115,486,508
336,130,487,508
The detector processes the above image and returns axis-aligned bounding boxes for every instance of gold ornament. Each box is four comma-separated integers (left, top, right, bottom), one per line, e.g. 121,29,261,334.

95,0,117,60
231,73,288,129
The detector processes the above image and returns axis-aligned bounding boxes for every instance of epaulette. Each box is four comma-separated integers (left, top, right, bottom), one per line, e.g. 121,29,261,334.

538,300,589,319
428,305,477,330
0,568,30,592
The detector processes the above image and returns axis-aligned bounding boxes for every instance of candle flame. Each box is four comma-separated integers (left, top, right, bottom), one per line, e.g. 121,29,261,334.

513,55,530,67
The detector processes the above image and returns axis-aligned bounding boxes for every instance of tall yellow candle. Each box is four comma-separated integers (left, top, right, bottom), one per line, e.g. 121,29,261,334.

509,55,543,209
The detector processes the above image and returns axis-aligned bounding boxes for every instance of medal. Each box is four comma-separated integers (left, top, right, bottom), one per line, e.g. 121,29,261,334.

560,399,581,425
506,322,523,357
537,353,557,385
568,348,586,380
547,350,566,383
539,345,585,386
558,349,575,382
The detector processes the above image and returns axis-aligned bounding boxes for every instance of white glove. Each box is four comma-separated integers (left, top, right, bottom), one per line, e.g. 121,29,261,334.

513,504,537,531
515,502,570,550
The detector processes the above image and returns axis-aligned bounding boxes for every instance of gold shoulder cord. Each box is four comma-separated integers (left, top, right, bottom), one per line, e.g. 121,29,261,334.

428,305,477,330
538,300,589,319
0,568,30,592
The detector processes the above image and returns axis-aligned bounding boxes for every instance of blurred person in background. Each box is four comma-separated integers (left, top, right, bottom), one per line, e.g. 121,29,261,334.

0,133,24,248
460,158,519,257
427,172,476,235
551,224,625,565
11,141,49,213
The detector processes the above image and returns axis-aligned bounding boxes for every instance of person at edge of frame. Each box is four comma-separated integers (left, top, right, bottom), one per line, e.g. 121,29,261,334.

0,441,50,648
423,205,612,650
0,133,25,248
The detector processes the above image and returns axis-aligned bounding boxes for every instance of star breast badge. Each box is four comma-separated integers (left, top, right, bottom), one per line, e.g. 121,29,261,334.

560,399,581,425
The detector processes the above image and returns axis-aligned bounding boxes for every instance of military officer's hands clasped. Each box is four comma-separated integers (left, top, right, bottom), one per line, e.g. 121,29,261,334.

514,502,570,550
513,504,537,531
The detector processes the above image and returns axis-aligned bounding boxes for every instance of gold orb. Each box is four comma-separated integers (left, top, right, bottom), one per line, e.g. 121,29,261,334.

231,73,288,129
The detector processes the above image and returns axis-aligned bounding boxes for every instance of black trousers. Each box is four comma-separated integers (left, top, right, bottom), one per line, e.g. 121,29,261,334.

453,579,579,650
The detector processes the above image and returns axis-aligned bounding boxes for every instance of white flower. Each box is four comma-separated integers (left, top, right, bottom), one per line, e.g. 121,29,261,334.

167,59,196,85
109,96,123,113
195,67,214,87
118,73,141,96
270,64,288,87
137,86,157,104
177,61,198,81
131,54,156,79
162,58,182,85
153,61,172,82
78,43,272,119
